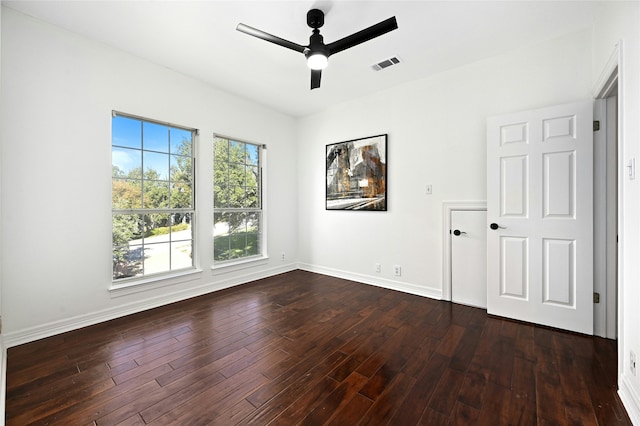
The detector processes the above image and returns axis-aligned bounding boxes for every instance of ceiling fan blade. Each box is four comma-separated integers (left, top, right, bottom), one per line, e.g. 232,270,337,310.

237,23,306,53
327,17,397,55
311,69,322,90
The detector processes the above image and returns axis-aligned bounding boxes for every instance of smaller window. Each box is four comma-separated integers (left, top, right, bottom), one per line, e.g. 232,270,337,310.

213,136,263,263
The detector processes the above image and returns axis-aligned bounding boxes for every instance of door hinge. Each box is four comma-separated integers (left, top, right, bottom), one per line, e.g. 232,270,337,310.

593,120,601,131
593,292,600,304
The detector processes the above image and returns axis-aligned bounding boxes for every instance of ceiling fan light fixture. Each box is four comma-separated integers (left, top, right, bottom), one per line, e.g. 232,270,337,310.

307,52,328,70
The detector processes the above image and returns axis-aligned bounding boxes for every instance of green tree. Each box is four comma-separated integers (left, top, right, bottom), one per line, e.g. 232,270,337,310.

213,138,259,233
170,138,194,218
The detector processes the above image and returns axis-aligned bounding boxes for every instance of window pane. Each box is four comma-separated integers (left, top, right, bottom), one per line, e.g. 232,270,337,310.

143,181,170,209
246,144,259,166
143,213,171,237
112,214,144,279
112,147,142,177
113,244,144,279
214,162,229,188
214,137,229,162
228,232,248,259
245,212,261,256
171,241,192,270
143,121,169,152
169,213,192,240
213,185,228,208
144,151,170,180
229,140,245,164
143,242,171,275
228,186,244,208
113,214,144,243
112,178,142,209
245,165,259,185
112,115,141,149
213,212,230,261
170,182,193,209
170,128,192,155
245,185,259,208
170,154,192,183
214,211,247,261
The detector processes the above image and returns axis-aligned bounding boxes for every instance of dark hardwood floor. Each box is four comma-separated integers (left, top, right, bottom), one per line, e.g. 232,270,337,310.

5,270,631,425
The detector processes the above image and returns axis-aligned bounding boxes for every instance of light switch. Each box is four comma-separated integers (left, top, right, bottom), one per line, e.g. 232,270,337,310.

426,184,432,195
628,158,635,180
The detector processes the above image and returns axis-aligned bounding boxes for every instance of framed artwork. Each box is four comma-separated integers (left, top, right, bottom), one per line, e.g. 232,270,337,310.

326,134,387,211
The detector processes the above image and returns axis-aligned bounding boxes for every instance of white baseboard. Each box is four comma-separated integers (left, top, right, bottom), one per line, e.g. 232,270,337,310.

2,263,297,349
298,263,442,300
0,340,5,426
619,374,640,425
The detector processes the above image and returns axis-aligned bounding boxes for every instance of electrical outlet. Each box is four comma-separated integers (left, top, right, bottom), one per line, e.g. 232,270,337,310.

281,252,285,261
375,263,381,273
393,265,402,276
631,351,637,375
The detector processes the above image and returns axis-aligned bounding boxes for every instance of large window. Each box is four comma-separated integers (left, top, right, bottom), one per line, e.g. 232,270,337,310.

112,113,195,281
213,136,262,263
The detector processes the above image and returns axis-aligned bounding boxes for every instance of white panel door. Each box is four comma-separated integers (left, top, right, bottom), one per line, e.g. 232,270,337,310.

487,101,593,334
451,210,487,308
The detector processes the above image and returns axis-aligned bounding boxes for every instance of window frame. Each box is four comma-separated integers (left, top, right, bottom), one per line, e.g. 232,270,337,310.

111,111,197,283
213,134,265,266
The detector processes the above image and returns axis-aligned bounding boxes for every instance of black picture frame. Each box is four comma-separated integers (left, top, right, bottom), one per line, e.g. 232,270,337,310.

325,134,387,211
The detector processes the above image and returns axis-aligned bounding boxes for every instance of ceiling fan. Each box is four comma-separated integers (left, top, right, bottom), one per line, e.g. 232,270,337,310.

236,9,398,90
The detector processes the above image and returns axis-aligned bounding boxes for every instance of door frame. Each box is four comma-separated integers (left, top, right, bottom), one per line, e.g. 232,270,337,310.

442,201,487,302
593,45,620,340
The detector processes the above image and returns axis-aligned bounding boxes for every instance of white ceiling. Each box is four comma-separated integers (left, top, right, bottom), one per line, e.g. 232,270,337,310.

4,0,602,117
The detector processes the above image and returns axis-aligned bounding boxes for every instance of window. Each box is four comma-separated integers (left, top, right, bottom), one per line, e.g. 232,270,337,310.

213,136,263,263
112,112,195,281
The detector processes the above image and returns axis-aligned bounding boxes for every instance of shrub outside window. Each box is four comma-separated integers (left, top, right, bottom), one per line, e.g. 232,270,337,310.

213,136,262,263
112,112,195,280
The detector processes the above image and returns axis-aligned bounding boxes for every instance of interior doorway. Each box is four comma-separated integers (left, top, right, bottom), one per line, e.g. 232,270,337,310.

594,69,619,339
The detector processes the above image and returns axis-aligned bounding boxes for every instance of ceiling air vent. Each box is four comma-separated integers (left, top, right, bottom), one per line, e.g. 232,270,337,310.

371,56,401,71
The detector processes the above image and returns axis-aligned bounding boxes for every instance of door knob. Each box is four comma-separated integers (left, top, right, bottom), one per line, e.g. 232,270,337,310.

453,229,467,236
490,223,506,230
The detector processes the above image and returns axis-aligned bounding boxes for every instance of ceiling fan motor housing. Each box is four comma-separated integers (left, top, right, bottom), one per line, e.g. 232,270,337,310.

307,9,325,29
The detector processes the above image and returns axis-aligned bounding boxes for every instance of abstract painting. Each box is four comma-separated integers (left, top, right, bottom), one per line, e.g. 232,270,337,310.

326,134,387,211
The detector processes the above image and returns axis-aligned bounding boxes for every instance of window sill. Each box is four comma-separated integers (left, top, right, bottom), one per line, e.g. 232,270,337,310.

109,268,203,298
211,256,269,275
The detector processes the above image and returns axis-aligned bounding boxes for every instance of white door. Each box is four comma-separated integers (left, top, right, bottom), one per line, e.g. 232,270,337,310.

451,210,487,308
487,100,593,335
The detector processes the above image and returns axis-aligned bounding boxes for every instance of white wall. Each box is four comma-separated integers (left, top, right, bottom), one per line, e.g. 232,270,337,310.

592,2,640,423
0,7,298,344
297,29,593,298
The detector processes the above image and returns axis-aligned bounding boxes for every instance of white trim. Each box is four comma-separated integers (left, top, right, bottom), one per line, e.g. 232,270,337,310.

3,264,296,349
593,99,610,339
109,268,203,298
619,374,640,425
0,340,5,426
212,256,270,273
298,263,442,300
442,201,487,302
593,43,620,99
